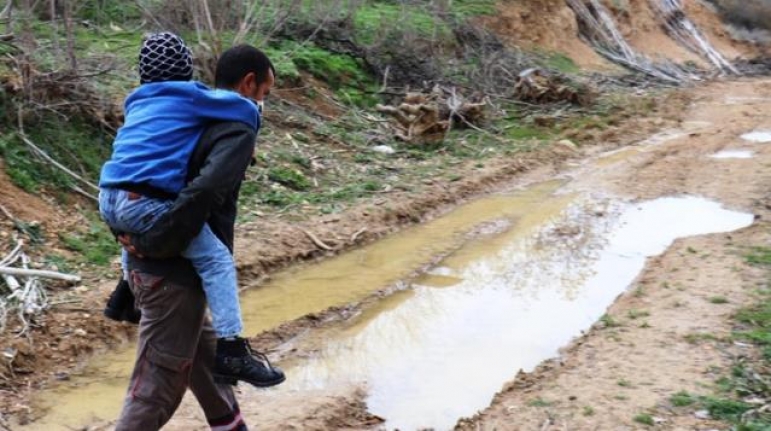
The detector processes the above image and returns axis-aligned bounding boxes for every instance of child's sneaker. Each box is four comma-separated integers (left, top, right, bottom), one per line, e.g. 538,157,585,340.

213,336,285,387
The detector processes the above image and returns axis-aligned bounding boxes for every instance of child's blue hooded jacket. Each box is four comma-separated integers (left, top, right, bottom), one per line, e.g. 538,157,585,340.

99,81,260,195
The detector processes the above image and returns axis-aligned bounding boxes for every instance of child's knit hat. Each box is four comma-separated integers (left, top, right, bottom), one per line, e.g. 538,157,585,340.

139,32,194,84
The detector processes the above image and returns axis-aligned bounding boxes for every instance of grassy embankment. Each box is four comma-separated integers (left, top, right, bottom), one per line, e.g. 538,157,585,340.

0,1,655,270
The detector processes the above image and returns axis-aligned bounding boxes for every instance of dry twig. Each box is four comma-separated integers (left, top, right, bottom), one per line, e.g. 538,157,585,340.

350,228,368,243
0,239,75,335
300,228,334,251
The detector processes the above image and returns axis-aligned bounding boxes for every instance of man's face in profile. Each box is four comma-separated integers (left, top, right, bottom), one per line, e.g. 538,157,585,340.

238,69,274,108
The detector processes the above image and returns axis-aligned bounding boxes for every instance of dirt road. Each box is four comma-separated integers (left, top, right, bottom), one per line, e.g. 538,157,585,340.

11,78,771,431
111,78,770,430
455,80,771,430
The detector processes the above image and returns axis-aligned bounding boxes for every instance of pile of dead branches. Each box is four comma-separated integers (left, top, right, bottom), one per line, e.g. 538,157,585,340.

0,238,80,336
375,86,486,143
651,0,737,74
514,69,595,106
2,60,123,132
566,0,695,83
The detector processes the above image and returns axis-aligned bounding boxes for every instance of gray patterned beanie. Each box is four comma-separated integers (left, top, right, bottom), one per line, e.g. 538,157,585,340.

139,32,194,84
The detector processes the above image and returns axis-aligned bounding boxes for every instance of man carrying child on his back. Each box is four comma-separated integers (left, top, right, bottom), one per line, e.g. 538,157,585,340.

98,32,284,388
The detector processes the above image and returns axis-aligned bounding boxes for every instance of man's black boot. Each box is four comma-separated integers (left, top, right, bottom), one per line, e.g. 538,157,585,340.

213,337,285,387
104,279,141,324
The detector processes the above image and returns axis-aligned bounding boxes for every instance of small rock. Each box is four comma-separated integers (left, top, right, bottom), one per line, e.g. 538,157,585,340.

2,348,17,360
558,139,578,150
54,372,70,381
694,410,710,420
652,416,666,424
372,145,395,155
74,328,87,337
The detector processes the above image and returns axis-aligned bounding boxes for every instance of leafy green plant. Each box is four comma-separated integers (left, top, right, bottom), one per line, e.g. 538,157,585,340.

670,391,696,407
600,313,622,328
701,397,752,421
633,413,654,426
268,167,312,191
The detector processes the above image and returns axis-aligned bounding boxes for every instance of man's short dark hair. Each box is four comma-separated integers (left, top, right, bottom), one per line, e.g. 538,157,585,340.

215,45,275,89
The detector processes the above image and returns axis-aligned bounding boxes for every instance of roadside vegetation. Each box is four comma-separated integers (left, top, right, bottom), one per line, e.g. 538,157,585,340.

663,246,771,430
0,0,660,270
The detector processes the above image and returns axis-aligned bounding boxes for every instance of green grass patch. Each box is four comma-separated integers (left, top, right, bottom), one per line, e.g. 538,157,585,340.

748,247,771,266
702,252,771,430
352,3,450,45
267,167,312,191
670,391,697,407
504,124,551,141
633,413,655,426
701,397,753,422
270,40,378,106
710,296,730,304
527,397,552,407
0,114,112,193
627,309,650,320
284,42,370,89
736,301,771,330
58,212,118,266
600,313,622,328
450,0,497,17
541,51,580,74
684,332,721,344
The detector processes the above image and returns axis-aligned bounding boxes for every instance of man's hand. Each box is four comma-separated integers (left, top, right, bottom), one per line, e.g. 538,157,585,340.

118,234,144,258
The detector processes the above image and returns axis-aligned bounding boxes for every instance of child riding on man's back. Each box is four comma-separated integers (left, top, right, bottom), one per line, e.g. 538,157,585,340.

98,32,284,388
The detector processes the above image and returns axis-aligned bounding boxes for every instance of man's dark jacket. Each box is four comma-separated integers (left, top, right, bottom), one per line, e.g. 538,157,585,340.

126,121,255,280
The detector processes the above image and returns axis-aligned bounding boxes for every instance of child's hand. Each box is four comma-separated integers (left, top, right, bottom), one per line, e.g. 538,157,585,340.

118,234,144,258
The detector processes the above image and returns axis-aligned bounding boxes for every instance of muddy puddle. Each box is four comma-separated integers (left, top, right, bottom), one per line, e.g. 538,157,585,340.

17,138,755,431
252,196,752,431
20,185,754,431
741,131,771,143
18,182,572,430
710,149,754,159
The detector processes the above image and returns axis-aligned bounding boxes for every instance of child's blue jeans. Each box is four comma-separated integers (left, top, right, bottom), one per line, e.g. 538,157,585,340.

99,188,242,338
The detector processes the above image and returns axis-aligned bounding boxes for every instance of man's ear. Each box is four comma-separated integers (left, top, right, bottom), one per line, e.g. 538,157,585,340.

244,72,257,93
236,72,257,97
